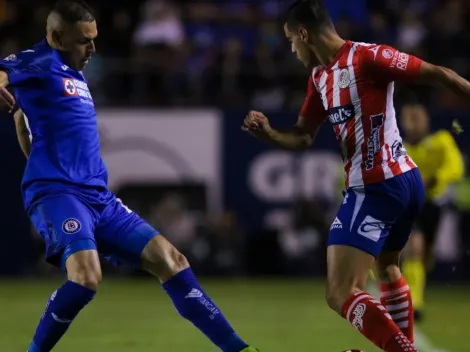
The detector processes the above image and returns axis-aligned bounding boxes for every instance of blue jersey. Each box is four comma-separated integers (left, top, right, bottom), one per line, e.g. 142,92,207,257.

0,40,107,209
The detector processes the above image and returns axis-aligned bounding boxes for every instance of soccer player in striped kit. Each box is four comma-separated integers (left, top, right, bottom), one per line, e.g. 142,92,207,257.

243,1,470,351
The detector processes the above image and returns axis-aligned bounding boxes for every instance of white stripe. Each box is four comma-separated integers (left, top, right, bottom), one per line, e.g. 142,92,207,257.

386,293,408,302
319,70,329,110
396,321,409,328
346,293,369,321
332,62,349,143
22,113,33,142
381,285,410,298
385,301,409,311
350,187,365,231
391,311,409,320
345,43,364,187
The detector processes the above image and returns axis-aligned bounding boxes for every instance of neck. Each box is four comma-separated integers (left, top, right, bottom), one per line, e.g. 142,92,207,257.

309,29,346,67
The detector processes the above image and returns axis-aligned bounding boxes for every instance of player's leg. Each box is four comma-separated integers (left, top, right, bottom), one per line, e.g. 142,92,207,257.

375,250,414,342
375,168,424,343
95,196,258,352
326,185,417,352
27,194,99,352
402,230,426,319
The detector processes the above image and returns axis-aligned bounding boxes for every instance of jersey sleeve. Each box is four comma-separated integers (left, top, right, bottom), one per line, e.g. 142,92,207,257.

0,54,43,87
360,44,423,83
299,76,326,134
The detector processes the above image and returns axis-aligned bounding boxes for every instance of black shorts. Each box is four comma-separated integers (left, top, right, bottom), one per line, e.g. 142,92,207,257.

415,200,442,245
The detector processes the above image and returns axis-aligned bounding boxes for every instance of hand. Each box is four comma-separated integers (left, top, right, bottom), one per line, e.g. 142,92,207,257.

0,87,15,112
242,110,271,137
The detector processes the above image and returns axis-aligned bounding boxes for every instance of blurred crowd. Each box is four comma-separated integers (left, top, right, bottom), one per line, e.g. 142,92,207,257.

2,0,470,109
2,0,470,278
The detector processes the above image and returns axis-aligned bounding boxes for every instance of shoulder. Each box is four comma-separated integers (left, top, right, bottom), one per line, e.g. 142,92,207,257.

432,129,455,144
7,41,54,72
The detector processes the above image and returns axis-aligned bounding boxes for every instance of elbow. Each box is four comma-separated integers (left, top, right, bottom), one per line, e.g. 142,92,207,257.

295,134,313,150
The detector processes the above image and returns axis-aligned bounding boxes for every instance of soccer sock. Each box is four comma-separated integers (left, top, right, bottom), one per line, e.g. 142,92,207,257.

402,258,425,311
163,268,248,352
28,281,96,352
342,292,417,352
380,276,414,342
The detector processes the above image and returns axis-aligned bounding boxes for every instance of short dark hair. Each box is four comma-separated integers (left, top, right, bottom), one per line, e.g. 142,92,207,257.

285,0,332,31
52,0,95,24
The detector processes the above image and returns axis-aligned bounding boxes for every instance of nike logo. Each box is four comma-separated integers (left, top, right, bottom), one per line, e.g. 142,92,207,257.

51,313,73,324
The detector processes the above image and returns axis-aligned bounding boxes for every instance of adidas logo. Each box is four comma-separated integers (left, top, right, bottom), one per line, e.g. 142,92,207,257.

330,217,343,230
185,288,203,299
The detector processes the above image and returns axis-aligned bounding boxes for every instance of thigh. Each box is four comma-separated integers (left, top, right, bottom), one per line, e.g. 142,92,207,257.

95,195,159,267
383,171,425,253
327,185,401,258
29,193,97,269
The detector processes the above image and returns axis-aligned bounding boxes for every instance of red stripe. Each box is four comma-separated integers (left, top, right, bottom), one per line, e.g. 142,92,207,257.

405,155,416,169
385,144,402,176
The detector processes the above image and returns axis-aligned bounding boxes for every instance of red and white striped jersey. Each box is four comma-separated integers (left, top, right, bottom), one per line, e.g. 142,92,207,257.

300,41,422,188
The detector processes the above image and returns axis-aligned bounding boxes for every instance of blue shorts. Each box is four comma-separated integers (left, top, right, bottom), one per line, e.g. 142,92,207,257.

28,189,158,270
327,168,425,257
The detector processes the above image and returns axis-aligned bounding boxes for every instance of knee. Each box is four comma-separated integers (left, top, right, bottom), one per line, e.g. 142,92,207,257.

66,250,102,291
375,251,402,283
141,235,190,281
326,279,362,314
67,263,102,291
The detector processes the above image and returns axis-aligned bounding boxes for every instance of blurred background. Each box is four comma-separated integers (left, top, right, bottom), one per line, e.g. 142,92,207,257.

0,0,469,351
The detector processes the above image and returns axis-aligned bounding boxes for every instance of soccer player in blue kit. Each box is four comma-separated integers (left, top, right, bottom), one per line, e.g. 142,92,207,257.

0,1,259,351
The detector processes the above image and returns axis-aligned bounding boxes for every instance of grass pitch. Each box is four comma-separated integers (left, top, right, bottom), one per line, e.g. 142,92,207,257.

0,279,468,352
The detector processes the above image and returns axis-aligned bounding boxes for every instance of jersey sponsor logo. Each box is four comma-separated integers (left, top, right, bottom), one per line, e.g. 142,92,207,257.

390,51,409,71
327,104,355,125
357,215,386,242
391,140,406,160
365,113,384,170
338,69,351,88
62,218,81,234
63,77,94,104
382,48,394,59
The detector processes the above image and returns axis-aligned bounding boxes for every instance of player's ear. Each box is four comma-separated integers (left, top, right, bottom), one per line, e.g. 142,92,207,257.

51,30,64,49
299,28,309,43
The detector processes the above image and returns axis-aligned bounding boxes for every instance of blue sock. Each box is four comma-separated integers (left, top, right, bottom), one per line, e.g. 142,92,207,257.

163,268,248,352
28,280,96,352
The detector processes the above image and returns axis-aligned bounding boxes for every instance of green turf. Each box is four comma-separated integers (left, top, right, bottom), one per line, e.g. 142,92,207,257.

0,279,467,352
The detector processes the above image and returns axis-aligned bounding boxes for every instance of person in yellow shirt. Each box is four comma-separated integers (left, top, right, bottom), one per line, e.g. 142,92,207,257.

400,103,464,321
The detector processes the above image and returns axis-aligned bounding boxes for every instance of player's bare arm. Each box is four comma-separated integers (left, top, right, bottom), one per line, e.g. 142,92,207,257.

0,71,15,111
419,61,470,97
242,110,315,150
14,109,31,158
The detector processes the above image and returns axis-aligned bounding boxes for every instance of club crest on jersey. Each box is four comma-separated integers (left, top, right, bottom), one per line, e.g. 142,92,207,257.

62,218,81,234
337,69,350,89
382,49,394,59
3,54,17,61
63,78,78,96
327,104,355,125
365,113,384,170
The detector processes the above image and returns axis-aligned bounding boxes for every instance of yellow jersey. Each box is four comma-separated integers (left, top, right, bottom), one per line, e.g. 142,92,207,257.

404,130,464,200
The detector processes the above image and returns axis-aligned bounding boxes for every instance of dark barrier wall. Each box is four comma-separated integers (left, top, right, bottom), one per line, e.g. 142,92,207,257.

0,109,468,275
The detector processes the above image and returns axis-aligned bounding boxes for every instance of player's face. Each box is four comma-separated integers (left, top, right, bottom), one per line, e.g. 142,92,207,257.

401,105,429,138
284,23,316,68
61,21,98,70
